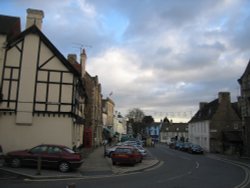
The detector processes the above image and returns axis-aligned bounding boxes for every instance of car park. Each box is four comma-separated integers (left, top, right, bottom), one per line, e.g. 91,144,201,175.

111,146,142,166
5,144,84,172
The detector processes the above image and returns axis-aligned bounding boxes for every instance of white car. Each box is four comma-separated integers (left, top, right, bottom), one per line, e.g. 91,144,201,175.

135,146,147,157
105,145,120,157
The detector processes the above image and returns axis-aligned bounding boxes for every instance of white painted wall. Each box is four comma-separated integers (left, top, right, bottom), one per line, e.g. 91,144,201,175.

0,114,77,153
188,121,210,151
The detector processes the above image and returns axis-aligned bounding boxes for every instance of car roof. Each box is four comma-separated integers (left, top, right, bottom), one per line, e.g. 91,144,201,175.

116,146,135,149
38,144,69,148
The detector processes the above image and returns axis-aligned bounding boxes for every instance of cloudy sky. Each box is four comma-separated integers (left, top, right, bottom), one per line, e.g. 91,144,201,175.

1,0,250,122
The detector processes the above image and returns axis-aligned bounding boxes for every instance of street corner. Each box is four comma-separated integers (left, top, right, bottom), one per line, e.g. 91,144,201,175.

110,159,161,175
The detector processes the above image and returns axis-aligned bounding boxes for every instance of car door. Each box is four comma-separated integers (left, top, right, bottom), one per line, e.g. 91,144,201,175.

23,145,48,167
42,146,63,168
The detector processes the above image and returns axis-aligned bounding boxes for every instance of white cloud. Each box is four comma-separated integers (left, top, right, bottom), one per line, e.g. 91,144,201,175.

2,0,250,122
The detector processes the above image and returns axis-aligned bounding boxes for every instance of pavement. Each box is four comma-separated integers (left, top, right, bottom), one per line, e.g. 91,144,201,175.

0,146,160,180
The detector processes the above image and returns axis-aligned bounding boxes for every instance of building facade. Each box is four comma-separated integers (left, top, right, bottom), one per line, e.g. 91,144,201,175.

102,97,115,139
238,59,250,156
0,9,86,152
160,119,188,144
189,92,242,154
146,122,161,143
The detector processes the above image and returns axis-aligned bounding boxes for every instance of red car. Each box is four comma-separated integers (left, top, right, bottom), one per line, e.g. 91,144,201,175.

5,144,84,172
111,146,142,166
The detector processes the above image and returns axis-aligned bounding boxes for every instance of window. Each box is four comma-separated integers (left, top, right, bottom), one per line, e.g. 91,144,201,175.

30,145,48,154
234,123,239,130
48,147,62,154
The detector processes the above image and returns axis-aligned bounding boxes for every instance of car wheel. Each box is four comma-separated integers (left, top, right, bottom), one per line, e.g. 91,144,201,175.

58,162,70,172
11,158,21,168
112,161,116,165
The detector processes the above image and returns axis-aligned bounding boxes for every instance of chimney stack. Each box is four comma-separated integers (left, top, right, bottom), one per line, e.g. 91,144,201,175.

80,49,87,78
67,54,77,64
218,92,230,104
26,8,44,30
199,102,207,110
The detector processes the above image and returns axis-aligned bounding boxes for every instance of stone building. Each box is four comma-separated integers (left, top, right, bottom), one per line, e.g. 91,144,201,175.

102,97,115,139
238,59,250,156
68,51,103,148
0,9,86,152
188,92,242,154
84,73,103,147
160,118,188,144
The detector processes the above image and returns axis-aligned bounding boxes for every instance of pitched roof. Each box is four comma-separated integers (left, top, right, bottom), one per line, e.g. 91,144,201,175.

6,25,80,77
238,59,250,84
189,99,219,123
0,15,21,40
160,122,188,132
189,99,241,123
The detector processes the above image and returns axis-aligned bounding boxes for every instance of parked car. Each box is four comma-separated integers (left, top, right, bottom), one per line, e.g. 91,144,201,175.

133,145,147,157
111,146,142,166
188,144,204,154
169,141,176,149
5,144,84,172
181,142,193,152
175,142,185,150
122,140,143,147
0,145,4,166
105,145,120,157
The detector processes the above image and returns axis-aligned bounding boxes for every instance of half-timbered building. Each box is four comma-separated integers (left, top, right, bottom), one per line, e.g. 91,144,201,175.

0,9,86,152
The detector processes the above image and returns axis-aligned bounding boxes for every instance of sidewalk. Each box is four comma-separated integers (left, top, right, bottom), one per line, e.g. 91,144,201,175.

0,146,160,180
207,153,250,168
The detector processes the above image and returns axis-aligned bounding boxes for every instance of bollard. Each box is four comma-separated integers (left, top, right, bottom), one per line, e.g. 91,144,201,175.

36,155,41,175
67,183,76,188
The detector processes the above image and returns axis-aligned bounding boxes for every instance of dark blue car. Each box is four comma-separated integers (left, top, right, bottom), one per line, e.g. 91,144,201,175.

188,144,204,154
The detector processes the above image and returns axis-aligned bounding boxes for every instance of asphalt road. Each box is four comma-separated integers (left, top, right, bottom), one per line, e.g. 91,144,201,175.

0,144,249,188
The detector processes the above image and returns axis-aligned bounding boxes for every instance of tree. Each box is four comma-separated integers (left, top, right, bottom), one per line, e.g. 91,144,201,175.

142,116,154,124
126,108,145,123
126,108,145,137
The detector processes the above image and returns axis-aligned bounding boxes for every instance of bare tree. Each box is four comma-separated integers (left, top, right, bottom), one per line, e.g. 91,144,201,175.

126,108,145,137
126,108,145,122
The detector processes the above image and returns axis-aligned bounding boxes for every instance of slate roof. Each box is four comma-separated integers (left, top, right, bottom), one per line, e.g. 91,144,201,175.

238,59,250,84
189,99,219,123
160,122,188,132
0,15,21,40
189,99,241,123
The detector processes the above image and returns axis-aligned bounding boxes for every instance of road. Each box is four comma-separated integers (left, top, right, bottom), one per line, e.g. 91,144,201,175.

0,144,249,188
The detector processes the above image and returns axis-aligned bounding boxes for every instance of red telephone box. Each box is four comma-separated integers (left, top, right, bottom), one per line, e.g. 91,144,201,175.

83,127,92,148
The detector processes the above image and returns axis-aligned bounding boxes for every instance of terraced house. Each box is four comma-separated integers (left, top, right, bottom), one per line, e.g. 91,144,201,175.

0,9,86,152
188,92,242,154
